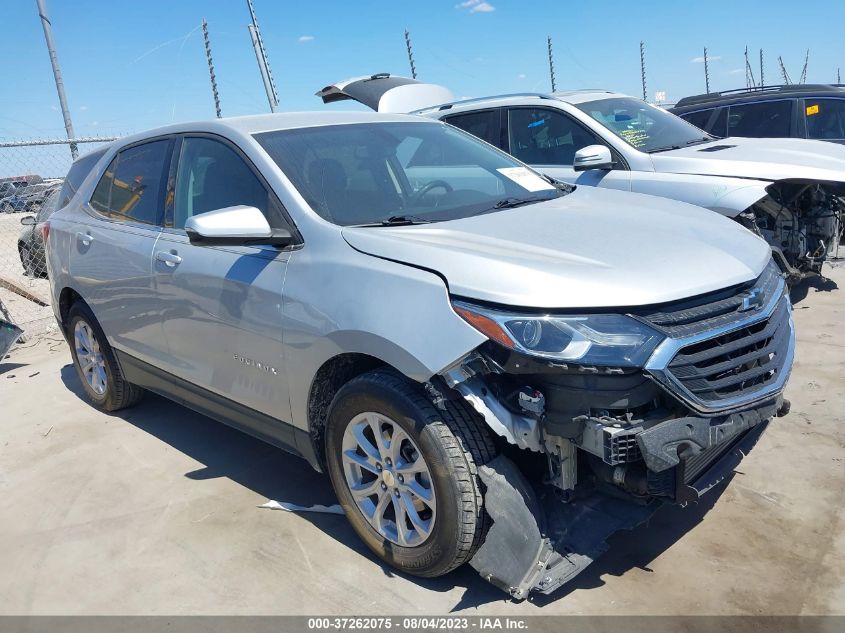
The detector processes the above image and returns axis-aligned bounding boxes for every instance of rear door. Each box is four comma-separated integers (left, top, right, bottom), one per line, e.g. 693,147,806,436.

152,134,295,423
68,138,172,365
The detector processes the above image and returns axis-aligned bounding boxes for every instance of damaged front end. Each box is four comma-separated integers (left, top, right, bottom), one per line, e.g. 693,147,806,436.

436,259,794,599
740,179,844,278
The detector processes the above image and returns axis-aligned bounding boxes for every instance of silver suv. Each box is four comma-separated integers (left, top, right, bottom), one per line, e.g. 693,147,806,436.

47,111,794,599
319,75,845,278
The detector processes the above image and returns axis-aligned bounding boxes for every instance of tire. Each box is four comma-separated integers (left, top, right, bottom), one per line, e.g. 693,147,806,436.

19,244,35,277
325,368,495,578
67,302,144,412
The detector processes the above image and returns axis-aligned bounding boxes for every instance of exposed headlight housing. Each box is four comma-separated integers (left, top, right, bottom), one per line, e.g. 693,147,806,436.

452,301,665,368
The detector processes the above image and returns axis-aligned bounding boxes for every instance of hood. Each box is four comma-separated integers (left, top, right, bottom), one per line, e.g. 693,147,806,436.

341,188,771,309
651,136,845,182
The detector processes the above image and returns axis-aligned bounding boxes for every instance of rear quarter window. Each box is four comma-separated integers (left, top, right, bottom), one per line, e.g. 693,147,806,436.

54,148,107,210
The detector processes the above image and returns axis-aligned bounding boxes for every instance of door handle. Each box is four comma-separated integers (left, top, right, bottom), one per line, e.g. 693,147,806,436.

155,250,182,267
76,232,93,246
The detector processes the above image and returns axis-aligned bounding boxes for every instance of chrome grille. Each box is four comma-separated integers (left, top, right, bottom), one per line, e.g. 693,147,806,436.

642,261,794,413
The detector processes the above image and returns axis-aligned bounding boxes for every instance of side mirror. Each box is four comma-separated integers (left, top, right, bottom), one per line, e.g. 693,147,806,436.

184,205,295,247
20,215,36,226
573,145,615,172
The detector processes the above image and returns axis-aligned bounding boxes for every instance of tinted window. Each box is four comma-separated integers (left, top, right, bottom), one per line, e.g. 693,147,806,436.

805,98,845,140
507,108,602,165
56,148,107,209
255,122,565,226
172,137,273,229
682,109,715,131
442,110,501,148
728,101,792,137
89,140,170,224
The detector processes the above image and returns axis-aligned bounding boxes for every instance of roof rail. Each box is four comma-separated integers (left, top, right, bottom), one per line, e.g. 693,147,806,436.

675,83,845,108
413,92,559,113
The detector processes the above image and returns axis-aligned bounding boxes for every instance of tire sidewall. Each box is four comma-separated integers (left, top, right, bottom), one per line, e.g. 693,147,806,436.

326,378,466,577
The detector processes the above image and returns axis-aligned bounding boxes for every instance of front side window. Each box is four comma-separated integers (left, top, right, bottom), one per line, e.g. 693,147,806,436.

507,108,601,166
442,110,502,148
89,140,170,224
728,101,792,137
255,122,566,226
681,108,728,138
805,98,845,140
171,137,275,229
577,97,712,153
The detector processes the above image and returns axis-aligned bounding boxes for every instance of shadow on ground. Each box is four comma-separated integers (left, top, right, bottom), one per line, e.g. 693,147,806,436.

60,363,727,610
790,274,839,303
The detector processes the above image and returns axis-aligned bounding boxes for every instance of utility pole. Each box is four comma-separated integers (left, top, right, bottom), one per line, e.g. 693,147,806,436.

760,49,765,87
202,19,222,118
744,46,756,89
246,0,279,112
35,0,77,158
838,68,841,84
547,36,556,92
639,41,647,102
404,29,417,79
703,47,711,93
799,49,809,84
778,56,791,85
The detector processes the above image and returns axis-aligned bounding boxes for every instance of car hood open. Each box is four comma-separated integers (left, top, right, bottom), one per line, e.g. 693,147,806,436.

651,136,845,183
341,187,771,309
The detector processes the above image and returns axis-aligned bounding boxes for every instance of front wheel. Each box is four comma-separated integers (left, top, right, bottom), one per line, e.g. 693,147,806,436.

325,369,495,578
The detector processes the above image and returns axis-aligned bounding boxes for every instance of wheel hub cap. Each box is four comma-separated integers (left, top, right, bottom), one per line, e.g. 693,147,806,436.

341,412,436,547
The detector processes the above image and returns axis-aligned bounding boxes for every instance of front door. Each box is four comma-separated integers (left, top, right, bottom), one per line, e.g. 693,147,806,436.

152,134,293,423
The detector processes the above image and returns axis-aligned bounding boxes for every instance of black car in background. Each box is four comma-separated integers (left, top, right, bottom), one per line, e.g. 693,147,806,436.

670,84,845,143
17,188,59,277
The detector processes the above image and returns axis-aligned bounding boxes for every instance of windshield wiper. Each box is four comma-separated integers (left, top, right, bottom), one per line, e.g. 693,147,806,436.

685,136,714,146
492,197,545,209
541,174,575,193
354,214,432,227
646,144,683,153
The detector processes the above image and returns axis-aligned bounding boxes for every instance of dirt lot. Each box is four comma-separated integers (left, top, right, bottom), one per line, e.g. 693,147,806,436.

1,267,843,616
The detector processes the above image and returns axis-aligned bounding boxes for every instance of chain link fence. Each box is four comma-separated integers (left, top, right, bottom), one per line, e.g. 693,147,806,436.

0,137,116,341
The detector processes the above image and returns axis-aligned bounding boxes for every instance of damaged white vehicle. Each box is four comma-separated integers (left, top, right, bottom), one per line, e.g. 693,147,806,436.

319,74,845,278
48,112,793,599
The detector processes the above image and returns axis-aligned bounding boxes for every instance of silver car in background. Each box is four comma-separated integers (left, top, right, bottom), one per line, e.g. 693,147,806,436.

46,111,793,599
320,75,845,279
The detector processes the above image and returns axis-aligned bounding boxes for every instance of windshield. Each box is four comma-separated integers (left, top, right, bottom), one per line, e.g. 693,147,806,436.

255,122,565,226
576,97,713,153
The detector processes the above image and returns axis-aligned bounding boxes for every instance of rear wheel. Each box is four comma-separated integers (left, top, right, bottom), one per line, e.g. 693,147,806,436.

325,369,495,578
67,302,144,411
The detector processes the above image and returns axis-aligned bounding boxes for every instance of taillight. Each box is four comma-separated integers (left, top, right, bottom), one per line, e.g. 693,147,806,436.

39,221,50,242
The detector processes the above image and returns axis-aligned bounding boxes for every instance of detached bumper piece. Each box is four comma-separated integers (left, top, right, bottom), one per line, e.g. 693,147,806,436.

470,455,656,599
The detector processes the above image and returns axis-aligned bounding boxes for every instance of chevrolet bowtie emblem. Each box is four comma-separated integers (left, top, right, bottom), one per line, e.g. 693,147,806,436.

739,287,764,312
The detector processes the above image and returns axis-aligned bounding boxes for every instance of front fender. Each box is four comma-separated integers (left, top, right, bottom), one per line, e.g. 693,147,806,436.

631,172,770,218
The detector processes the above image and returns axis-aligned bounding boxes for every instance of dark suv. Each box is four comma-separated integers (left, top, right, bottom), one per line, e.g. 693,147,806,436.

671,84,845,143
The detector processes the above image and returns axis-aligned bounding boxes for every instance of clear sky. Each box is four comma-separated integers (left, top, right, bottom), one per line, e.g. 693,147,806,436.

1,0,843,140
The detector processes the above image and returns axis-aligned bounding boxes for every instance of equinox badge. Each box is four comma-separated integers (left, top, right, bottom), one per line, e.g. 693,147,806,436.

233,353,278,375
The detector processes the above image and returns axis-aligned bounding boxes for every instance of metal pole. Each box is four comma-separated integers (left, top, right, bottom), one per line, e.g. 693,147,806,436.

799,49,809,84
639,41,647,102
404,30,417,79
249,25,277,112
704,47,710,93
246,0,278,112
35,0,77,158
760,49,764,87
202,19,222,118
547,36,556,92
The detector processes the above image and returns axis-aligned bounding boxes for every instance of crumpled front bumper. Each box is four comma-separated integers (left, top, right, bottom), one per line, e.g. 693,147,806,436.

469,413,771,599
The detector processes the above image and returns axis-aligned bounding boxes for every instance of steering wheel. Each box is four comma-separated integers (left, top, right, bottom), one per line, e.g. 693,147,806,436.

410,180,453,204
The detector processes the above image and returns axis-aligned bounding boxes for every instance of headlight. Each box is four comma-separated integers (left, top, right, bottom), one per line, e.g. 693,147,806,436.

452,301,665,367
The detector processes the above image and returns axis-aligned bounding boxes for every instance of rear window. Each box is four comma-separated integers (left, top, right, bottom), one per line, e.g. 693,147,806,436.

728,101,792,137
55,148,107,210
90,140,170,225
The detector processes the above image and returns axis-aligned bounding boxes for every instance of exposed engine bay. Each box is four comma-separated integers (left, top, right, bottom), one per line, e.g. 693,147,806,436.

433,262,794,599
742,180,844,277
